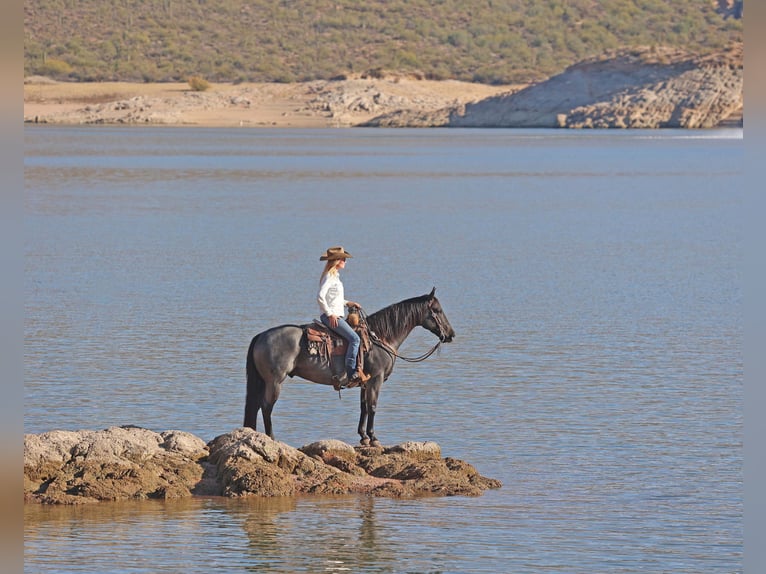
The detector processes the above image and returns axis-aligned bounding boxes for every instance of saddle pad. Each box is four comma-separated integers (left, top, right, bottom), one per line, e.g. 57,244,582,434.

306,325,347,355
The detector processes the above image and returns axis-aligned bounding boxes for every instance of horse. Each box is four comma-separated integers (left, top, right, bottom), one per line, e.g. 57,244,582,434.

244,288,455,446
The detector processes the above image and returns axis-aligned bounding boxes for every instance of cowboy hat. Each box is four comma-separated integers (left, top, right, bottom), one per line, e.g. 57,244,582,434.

319,246,353,261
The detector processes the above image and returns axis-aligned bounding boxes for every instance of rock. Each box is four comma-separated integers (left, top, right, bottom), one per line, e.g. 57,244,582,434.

299,439,357,458
386,441,441,460
24,426,208,504
359,107,454,128
206,428,332,497
24,426,501,504
446,44,743,128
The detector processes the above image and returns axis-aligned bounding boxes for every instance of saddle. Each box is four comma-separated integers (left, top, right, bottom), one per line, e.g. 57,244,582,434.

305,316,371,387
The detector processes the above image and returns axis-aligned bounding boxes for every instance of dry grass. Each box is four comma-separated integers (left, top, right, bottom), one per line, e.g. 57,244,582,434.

24,80,191,102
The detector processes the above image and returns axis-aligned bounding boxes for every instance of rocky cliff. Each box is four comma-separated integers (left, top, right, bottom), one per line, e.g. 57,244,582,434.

24,426,501,504
365,44,743,128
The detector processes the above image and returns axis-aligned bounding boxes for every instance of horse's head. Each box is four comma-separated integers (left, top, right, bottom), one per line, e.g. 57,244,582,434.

422,287,455,343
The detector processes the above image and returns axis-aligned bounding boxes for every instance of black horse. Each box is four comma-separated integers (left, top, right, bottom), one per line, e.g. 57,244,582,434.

244,288,455,446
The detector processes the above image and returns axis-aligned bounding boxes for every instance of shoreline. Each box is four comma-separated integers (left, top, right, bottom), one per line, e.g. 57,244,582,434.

23,78,519,129
24,70,744,130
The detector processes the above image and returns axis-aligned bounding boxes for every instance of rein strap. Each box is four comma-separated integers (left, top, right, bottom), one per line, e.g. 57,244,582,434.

372,337,441,362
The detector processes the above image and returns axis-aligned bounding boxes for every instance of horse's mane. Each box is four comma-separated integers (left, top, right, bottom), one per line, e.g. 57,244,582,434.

365,294,430,343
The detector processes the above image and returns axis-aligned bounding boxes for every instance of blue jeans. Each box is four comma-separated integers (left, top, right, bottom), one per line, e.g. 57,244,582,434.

320,314,360,375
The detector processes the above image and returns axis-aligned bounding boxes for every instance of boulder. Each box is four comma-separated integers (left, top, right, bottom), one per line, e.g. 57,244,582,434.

24,426,501,504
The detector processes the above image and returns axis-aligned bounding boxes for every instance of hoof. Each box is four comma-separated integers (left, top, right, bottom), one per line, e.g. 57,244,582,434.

370,439,381,448
360,437,370,446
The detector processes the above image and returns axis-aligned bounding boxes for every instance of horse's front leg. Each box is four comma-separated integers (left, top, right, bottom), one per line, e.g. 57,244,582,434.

357,392,368,446
362,380,382,447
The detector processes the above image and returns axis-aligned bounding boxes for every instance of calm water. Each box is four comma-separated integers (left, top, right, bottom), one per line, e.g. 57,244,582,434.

24,127,743,573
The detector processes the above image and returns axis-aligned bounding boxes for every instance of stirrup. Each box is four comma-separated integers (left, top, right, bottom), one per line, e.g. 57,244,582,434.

332,375,346,392
345,375,362,389
346,371,370,389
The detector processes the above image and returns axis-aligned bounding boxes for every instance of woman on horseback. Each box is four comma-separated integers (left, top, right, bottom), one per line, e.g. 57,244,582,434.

317,246,362,387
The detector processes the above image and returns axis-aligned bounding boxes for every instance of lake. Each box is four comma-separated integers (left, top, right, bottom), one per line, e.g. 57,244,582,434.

24,126,743,573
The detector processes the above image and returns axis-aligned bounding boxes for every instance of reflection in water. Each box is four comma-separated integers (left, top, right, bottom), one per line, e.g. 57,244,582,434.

228,496,301,570
228,496,397,573
25,495,429,573
358,496,380,562
25,497,301,572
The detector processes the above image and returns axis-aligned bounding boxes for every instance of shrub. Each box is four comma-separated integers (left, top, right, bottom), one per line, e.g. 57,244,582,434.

36,58,73,79
187,76,211,91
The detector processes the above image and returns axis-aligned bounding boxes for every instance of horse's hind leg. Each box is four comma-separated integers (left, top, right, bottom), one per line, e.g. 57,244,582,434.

259,371,285,439
244,336,263,431
244,365,282,439
246,389,279,439
244,375,262,431
244,400,260,431
262,402,275,439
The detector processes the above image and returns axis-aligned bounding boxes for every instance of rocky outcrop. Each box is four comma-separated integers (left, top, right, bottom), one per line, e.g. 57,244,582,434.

24,426,501,504
365,44,743,128
453,45,743,128
24,426,208,504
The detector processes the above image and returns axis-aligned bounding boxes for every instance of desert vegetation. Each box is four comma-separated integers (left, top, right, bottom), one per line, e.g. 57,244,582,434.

24,0,742,85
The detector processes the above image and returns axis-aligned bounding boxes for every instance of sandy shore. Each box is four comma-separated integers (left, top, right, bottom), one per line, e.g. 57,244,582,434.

23,77,518,128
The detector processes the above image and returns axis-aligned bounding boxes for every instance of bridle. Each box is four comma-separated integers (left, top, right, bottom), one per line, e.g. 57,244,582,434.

427,302,450,343
356,304,443,363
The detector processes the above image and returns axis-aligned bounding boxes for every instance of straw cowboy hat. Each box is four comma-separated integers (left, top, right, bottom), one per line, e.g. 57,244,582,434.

319,246,353,261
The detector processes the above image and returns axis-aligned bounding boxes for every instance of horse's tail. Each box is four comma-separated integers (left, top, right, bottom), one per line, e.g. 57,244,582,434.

243,334,263,430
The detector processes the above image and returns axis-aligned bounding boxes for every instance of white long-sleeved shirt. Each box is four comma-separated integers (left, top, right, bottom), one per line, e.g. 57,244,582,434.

317,272,347,317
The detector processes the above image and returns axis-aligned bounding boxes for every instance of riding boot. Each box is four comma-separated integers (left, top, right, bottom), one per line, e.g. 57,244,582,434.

346,369,362,388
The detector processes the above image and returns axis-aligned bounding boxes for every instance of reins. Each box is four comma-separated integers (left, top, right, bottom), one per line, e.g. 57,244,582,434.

375,338,442,362
355,306,442,363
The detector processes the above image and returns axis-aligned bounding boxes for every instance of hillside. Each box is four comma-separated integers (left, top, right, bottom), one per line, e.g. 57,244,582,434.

24,0,742,85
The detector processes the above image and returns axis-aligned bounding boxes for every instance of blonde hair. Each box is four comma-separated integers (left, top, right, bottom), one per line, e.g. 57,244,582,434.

319,260,341,283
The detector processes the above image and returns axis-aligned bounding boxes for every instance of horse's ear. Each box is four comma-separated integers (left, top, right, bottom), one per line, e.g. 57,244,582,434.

428,287,436,298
